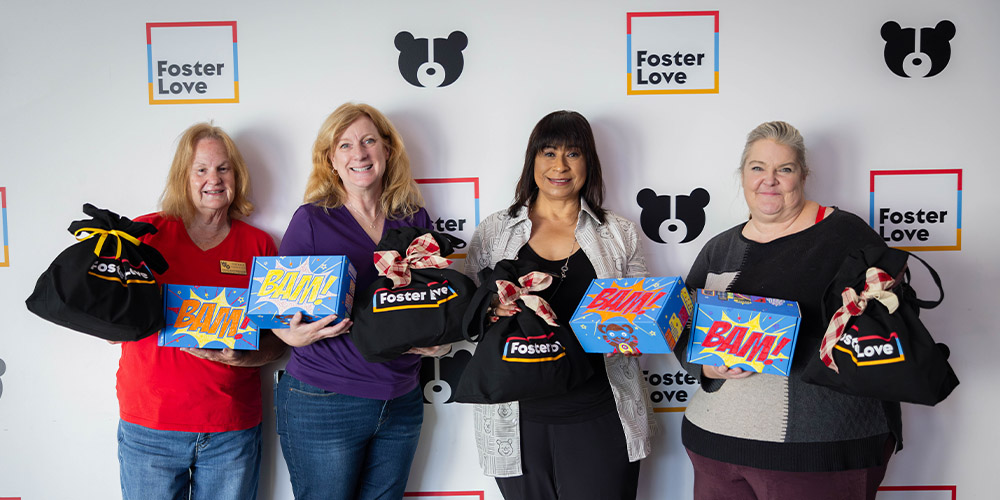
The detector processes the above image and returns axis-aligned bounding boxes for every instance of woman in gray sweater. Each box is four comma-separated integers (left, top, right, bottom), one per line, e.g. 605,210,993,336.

674,121,900,500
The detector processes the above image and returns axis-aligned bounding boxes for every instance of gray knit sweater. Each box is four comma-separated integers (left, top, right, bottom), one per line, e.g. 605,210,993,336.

675,209,901,472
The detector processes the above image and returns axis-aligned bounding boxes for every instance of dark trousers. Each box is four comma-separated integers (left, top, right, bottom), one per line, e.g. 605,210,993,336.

495,410,640,500
686,437,895,500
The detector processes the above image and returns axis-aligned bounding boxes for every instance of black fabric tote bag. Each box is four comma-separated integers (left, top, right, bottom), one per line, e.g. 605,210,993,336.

453,259,594,404
25,204,169,342
802,245,959,406
352,227,476,363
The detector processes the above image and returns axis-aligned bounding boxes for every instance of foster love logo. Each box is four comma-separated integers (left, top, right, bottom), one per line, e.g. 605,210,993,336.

416,178,480,260
627,11,719,95
870,169,962,251
146,21,239,104
1,187,8,266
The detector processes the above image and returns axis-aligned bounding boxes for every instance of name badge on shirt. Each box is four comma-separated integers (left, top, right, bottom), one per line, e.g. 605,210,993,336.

220,260,247,275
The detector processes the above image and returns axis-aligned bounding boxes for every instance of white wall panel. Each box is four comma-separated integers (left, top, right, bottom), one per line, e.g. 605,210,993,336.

1,1,994,498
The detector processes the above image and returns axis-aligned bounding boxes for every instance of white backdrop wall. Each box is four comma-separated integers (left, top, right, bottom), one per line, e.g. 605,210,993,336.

1,1,995,498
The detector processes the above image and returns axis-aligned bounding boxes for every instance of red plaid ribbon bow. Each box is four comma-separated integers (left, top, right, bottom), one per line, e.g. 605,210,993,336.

818,267,900,373
496,271,559,327
373,233,452,288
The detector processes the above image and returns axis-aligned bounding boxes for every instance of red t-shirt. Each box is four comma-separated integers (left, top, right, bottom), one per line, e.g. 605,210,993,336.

117,213,277,432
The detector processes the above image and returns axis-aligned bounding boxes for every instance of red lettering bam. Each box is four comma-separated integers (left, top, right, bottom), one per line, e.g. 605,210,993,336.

174,299,244,339
702,320,791,365
586,287,665,316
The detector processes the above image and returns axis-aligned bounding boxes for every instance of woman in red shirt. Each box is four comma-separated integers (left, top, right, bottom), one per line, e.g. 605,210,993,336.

116,123,285,500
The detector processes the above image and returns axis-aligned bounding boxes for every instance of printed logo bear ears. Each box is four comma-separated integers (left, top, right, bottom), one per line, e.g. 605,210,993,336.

637,187,711,244
395,31,468,88
881,20,956,78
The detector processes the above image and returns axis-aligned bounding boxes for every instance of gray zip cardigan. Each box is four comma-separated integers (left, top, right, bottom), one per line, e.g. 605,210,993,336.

464,200,657,477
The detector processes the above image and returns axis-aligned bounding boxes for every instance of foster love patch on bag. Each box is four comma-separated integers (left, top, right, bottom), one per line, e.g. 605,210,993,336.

688,289,801,376
351,228,476,363
569,277,693,354
159,285,259,350
246,256,356,328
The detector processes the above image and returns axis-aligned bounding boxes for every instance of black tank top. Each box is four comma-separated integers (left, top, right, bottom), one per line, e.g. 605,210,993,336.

516,244,616,423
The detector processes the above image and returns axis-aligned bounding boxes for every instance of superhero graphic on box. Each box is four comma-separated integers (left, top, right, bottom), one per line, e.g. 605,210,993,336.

599,321,641,356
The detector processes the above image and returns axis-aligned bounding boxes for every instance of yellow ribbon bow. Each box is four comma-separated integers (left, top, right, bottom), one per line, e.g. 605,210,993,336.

74,227,141,259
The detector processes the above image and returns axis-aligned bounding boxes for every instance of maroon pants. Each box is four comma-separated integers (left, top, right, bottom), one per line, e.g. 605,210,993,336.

686,438,894,500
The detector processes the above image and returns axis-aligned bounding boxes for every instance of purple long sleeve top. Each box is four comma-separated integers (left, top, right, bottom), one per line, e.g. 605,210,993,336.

279,203,432,400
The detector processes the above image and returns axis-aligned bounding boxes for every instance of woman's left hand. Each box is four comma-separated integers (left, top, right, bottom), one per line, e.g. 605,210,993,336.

702,364,754,380
181,347,243,365
605,350,641,359
488,295,520,323
179,331,286,367
271,312,352,347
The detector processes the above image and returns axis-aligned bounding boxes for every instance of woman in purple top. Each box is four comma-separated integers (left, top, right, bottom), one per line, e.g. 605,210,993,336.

273,103,442,500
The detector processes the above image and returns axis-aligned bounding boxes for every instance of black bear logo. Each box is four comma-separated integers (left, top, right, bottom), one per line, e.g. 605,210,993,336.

394,31,468,87
419,347,472,404
637,188,710,244
881,20,956,78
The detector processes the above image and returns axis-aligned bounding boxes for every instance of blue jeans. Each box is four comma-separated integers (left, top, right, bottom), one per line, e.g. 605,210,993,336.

118,419,261,500
275,372,424,500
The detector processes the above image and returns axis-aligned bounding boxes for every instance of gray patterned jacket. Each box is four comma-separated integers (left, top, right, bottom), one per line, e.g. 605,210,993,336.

464,201,657,477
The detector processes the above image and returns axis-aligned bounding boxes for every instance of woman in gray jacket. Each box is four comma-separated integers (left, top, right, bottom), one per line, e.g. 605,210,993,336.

465,110,656,500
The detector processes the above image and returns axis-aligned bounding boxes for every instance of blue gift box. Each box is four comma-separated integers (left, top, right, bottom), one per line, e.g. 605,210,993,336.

246,256,356,329
569,277,693,354
687,289,802,376
159,285,259,350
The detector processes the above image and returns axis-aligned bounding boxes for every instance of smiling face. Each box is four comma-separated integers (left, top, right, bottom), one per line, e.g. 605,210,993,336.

187,137,235,217
533,144,587,203
328,115,387,195
741,139,806,222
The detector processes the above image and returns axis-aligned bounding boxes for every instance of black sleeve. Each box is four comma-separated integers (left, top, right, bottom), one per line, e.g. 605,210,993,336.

675,237,722,391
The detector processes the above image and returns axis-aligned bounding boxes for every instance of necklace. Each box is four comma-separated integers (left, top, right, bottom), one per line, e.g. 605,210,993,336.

545,242,576,299
558,241,577,279
346,202,381,230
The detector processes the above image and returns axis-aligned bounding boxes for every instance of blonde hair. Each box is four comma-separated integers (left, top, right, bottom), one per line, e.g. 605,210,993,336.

739,121,810,180
160,123,253,222
304,103,423,219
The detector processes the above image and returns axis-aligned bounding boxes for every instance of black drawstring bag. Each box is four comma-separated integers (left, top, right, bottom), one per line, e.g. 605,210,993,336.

25,204,169,342
351,227,476,363
453,259,594,404
802,245,959,406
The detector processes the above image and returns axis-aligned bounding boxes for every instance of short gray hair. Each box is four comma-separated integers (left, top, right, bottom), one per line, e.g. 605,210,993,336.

739,121,809,180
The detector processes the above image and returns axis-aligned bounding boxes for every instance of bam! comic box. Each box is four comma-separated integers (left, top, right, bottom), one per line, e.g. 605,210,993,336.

569,277,693,354
159,285,259,350
246,256,356,329
687,289,802,376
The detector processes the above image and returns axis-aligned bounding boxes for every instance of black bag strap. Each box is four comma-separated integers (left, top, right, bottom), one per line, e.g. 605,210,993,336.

438,233,463,257
899,251,944,310
462,266,497,343
823,247,945,322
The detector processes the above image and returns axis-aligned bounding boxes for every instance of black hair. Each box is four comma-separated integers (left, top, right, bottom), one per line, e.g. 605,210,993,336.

506,110,607,223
